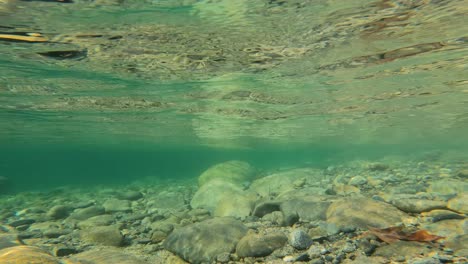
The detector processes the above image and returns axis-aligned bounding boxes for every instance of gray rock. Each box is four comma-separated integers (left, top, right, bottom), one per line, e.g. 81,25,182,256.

390,198,447,213
53,246,78,257
163,217,248,264
0,234,22,250
148,191,186,210
43,228,72,238
47,205,71,219
326,197,407,229
252,201,281,218
69,205,105,220
236,232,287,257
117,191,143,201
103,199,132,213
447,194,468,214
348,176,367,186
80,225,123,247
250,168,322,198
77,214,114,229
9,219,35,227
262,211,285,226
70,248,147,264
281,197,331,226
289,229,313,250
198,160,256,187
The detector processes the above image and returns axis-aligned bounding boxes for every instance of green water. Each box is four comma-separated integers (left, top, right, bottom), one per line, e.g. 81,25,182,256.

0,0,467,193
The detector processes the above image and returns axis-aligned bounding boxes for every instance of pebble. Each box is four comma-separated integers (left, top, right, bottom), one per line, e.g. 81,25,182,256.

289,229,313,250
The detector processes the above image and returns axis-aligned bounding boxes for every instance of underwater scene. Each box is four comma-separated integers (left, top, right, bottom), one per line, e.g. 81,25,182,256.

0,0,467,263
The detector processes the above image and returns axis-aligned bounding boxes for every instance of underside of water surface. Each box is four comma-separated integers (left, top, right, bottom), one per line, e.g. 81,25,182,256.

0,0,467,190
0,1,467,263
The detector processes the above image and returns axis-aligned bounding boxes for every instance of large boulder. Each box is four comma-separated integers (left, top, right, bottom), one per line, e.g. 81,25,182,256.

163,217,248,264
249,168,322,198
190,180,256,217
198,160,256,187
326,197,408,229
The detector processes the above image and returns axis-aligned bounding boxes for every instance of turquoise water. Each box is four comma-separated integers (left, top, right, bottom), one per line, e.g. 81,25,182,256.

0,0,467,192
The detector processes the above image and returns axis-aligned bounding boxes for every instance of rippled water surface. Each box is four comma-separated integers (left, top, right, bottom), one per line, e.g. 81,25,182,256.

0,0,467,190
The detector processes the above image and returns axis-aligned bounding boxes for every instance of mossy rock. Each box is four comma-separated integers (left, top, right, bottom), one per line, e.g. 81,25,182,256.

198,160,256,187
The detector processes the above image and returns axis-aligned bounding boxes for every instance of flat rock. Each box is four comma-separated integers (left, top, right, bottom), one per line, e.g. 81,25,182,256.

163,217,248,264
77,214,115,229
198,160,256,187
427,179,468,195
0,246,60,264
326,197,407,229
236,233,287,257
80,225,123,246
447,194,468,214
69,205,105,221
103,199,132,213
148,191,186,210
69,248,148,264
390,198,447,213
249,168,322,198
374,241,433,259
47,205,71,219
280,197,332,226
117,190,143,201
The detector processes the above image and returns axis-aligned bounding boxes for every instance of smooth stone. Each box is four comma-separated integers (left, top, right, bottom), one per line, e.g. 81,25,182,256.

421,219,467,239
374,241,433,259
348,176,367,186
0,234,22,250
289,229,313,250
390,198,447,213
80,225,123,246
70,248,148,264
249,168,322,198
191,180,245,213
276,187,327,200
148,191,186,210
29,222,62,234
280,197,332,226
421,209,466,222
77,214,115,229
428,179,468,195
262,211,285,226
0,246,60,264
103,199,132,213
43,228,72,238
150,230,167,243
69,205,105,220
47,205,71,219
447,194,468,214
163,217,248,264
326,197,408,229
236,233,287,257
53,246,78,257
198,160,256,187
252,201,282,218
150,221,174,234
456,169,468,178
213,192,256,218
8,219,35,228
117,190,143,201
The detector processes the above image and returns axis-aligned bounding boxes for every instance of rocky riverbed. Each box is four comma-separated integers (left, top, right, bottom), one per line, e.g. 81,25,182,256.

0,158,467,264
